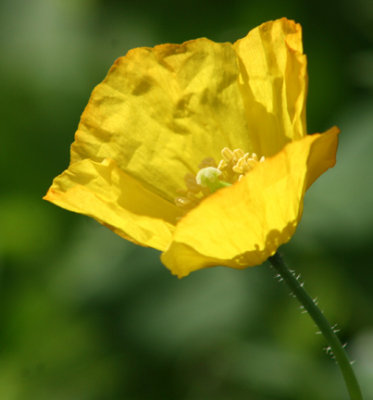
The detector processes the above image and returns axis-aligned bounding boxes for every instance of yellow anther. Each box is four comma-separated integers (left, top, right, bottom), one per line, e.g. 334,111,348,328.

221,147,234,162
186,192,198,201
184,172,195,182
198,157,217,169
184,173,200,193
217,159,228,171
246,159,257,170
233,148,245,161
232,157,247,174
175,197,192,207
232,165,243,174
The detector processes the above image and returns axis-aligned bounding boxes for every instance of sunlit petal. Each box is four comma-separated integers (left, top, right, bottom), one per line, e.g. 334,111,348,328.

162,127,339,277
233,18,307,156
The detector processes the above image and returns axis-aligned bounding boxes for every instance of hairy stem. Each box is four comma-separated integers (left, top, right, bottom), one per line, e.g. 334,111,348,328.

268,252,363,400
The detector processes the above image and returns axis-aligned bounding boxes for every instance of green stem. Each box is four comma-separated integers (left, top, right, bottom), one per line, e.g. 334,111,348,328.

268,252,363,400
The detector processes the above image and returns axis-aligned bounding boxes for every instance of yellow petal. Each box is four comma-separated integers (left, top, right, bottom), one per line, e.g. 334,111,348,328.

233,18,307,156
45,18,339,277
70,38,253,203
161,127,339,277
44,158,178,251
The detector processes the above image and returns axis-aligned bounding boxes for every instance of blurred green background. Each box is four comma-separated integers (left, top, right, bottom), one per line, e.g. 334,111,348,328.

1,0,373,399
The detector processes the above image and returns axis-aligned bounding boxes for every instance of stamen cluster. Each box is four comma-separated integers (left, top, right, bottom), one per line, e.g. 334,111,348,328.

218,147,265,182
175,147,265,211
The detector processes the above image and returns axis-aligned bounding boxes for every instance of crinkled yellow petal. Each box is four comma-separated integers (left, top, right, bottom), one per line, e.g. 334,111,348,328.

161,127,339,277
44,158,178,251
70,38,252,204
233,18,307,156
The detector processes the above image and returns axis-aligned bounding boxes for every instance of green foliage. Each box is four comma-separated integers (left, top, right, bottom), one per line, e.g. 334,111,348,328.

1,0,372,398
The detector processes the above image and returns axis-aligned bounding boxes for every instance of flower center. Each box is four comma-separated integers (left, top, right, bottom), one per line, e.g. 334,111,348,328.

196,167,231,193
175,147,265,211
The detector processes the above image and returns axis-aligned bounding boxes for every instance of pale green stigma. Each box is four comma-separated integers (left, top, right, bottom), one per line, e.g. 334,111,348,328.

196,167,231,193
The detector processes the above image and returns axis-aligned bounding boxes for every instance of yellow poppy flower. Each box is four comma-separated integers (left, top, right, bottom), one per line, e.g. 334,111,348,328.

44,18,339,278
